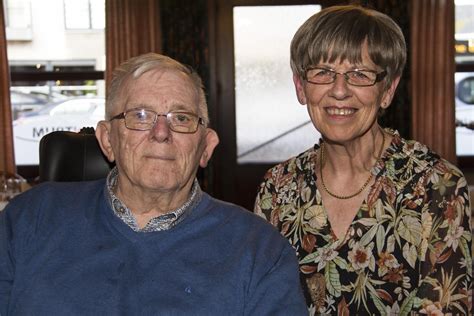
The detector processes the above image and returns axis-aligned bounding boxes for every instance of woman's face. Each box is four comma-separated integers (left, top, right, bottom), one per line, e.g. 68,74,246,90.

293,44,400,145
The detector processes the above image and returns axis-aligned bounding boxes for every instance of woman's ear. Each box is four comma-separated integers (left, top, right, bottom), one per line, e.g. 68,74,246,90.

199,128,219,168
381,76,401,109
95,120,115,163
293,74,307,105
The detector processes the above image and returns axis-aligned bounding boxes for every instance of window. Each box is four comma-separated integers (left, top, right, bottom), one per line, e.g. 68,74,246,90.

233,5,321,163
4,0,32,40
455,0,474,157
5,0,105,179
64,0,105,30
4,0,31,28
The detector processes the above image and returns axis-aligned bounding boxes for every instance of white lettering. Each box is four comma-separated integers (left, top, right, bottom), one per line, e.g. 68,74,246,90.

32,126,77,138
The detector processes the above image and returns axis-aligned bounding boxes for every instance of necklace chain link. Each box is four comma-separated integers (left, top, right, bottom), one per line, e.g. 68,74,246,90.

319,130,385,200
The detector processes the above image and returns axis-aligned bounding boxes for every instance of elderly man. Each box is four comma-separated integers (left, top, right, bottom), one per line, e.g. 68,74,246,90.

0,53,307,314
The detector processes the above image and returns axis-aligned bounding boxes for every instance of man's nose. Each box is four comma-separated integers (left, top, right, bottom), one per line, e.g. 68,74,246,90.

149,115,171,142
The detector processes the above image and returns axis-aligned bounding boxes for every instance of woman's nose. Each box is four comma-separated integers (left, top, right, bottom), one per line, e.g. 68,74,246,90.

328,73,351,99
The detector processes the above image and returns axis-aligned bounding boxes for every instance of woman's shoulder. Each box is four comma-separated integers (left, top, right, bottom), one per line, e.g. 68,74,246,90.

386,129,467,185
388,129,461,173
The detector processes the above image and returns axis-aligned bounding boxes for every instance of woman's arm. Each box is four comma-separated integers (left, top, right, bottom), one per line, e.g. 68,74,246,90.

416,162,472,315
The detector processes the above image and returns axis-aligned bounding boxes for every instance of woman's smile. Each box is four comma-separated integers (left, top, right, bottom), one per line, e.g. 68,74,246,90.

324,106,357,116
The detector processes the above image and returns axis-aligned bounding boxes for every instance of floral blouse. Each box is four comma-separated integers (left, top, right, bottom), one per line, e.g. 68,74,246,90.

254,129,472,315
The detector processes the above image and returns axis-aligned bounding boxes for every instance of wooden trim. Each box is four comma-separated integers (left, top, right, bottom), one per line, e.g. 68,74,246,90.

11,71,104,82
410,0,457,164
0,0,15,174
458,156,474,169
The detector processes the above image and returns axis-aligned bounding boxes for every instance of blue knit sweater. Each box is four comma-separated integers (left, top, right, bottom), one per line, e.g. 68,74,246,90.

0,180,307,315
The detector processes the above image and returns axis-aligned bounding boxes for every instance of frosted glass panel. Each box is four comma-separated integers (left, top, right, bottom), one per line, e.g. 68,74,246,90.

234,5,321,164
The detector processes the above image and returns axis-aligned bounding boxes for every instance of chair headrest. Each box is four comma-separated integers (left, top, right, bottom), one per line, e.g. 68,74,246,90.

39,128,113,182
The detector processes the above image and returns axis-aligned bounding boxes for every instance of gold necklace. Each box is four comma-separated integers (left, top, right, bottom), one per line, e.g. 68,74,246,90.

319,130,385,200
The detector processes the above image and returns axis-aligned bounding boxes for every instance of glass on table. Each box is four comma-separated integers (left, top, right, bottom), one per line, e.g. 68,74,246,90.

0,173,27,211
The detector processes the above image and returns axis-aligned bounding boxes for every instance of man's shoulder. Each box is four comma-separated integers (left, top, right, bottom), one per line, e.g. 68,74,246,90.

201,193,269,222
199,193,289,242
13,179,104,204
3,179,106,227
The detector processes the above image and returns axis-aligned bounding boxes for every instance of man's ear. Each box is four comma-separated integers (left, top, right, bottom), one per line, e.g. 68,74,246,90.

381,76,401,109
95,120,115,163
199,128,219,168
293,74,307,105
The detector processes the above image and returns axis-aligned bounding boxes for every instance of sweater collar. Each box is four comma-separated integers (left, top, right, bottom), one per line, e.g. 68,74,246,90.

105,167,202,232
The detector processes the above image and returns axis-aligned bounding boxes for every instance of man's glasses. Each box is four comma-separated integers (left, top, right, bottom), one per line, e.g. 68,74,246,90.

305,67,387,87
110,108,204,134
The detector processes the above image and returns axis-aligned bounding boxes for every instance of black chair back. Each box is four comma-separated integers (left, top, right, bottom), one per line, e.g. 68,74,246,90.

39,127,113,182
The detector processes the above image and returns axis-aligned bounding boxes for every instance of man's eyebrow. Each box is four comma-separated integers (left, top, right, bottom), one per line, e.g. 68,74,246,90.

126,103,151,110
169,103,194,112
125,102,195,112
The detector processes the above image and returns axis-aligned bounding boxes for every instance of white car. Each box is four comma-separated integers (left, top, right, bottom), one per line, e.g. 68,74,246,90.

13,97,105,165
455,72,474,156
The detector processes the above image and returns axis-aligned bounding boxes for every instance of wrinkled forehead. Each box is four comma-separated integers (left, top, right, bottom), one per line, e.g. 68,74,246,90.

131,67,194,87
121,68,199,104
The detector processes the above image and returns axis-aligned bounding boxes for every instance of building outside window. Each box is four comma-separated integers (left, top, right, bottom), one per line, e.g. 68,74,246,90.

455,0,474,157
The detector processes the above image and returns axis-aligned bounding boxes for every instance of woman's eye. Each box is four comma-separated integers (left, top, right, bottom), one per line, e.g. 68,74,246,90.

350,71,371,80
314,69,331,77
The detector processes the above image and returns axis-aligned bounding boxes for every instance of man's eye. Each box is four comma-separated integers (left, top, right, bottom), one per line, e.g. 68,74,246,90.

173,113,192,124
134,110,152,121
136,113,146,120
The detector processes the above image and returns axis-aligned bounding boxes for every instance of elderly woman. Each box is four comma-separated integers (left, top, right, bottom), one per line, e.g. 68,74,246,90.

254,5,472,315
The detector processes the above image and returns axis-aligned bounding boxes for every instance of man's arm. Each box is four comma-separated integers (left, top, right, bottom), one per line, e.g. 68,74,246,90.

244,237,308,315
0,209,14,314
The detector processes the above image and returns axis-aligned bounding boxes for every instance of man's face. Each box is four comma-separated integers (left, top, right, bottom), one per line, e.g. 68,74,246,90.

98,69,218,199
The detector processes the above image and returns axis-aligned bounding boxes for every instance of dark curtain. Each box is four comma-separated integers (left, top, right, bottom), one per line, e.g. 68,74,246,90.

160,0,212,116
360,0,411,139
160,0,214,191
0,0,15,175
